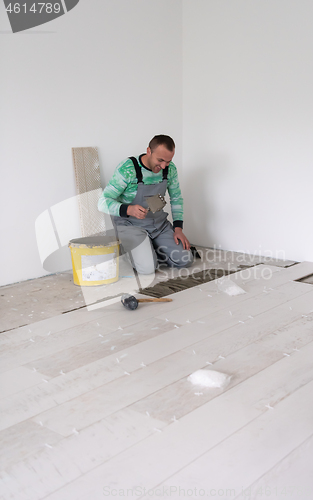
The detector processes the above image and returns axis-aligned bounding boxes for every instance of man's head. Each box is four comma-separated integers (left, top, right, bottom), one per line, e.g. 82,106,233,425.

145,135,175,174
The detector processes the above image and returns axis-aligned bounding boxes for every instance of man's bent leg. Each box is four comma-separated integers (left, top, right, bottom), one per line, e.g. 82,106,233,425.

115,224,158,275
153,224,194,268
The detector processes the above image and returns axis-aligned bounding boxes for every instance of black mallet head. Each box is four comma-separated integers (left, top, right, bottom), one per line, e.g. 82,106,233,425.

121,294,138,310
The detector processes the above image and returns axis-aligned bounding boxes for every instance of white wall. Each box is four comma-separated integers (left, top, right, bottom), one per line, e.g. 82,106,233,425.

0,0,183,286
182,0,313,262
2,1,313,287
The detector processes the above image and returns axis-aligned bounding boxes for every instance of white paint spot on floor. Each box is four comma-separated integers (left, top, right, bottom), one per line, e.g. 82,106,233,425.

217,277,246,296
188,369,231,389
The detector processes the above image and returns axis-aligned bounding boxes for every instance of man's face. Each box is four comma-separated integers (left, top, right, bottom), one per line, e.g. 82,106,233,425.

146,145,175,174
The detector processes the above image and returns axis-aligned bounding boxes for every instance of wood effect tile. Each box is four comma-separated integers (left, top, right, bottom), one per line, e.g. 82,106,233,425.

0,420,63,470
0,366,52,399
22,318,179,378
0,408,167,500
142,379,313,499
0,322,113,373
0,320,178,431
130,315,313,423
240,433,313,500
0,306,111,345
34,393,262,499
30,350,213,437
181,289,313,359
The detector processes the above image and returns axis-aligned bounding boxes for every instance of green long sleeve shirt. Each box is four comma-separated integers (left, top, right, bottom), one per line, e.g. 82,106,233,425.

98,154,184,228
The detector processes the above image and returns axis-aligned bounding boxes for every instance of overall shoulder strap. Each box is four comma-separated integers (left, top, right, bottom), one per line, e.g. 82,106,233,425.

129,156,143,183
162,166,169,181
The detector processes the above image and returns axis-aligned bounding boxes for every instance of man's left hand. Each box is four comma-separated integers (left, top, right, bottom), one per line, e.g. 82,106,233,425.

174,227,190,250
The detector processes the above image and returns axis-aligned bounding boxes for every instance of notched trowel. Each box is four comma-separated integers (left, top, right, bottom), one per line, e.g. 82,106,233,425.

145,194,167,213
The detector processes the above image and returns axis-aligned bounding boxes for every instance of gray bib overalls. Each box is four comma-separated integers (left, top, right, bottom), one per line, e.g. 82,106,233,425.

112,156,193,275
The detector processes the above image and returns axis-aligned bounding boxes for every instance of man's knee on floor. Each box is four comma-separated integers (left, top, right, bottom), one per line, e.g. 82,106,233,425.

157,245,194,268
173,249,194,268
129,251,158,275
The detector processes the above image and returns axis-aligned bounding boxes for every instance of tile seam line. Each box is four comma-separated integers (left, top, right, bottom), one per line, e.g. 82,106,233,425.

2,337,313,438
232,431,313,499
5,357,313,488
1,305,312,402
178,285,313,334
0,262,289,334
136,426,313,500
38,427,170,500
179,316,313,374
179,308,313,356
138,380,313,498
35,335,313,440
118,337,313,431
0,319,183,370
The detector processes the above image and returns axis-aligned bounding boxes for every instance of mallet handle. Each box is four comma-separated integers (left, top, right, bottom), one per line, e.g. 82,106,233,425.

137,298,172,303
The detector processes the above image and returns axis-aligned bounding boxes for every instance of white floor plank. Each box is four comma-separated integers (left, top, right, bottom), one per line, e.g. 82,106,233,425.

129,314,313,422
237,433,313,500
1,261,313,500
17,340,313,500
139,379,313,500
0,408,167,500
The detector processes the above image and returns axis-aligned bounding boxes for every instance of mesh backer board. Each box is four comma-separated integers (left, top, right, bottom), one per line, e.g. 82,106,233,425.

72,147,106,237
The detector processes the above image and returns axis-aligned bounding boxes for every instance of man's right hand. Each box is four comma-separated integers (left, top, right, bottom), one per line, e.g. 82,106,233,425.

127,204,148,219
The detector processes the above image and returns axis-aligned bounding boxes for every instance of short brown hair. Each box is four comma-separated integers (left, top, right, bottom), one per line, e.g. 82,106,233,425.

149,135,175,152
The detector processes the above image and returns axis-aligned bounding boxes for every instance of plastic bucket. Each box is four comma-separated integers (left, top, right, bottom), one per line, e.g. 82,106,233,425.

68,235,120,286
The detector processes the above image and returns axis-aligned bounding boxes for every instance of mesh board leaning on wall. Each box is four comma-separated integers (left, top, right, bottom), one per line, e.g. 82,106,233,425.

72,147,107,237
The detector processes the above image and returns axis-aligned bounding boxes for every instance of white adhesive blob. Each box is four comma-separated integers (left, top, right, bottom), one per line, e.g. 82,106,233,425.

188,369,231,389
217,277,246,296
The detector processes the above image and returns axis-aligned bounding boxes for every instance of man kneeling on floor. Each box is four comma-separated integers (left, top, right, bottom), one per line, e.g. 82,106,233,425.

98,135,194,274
